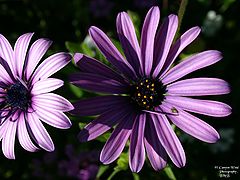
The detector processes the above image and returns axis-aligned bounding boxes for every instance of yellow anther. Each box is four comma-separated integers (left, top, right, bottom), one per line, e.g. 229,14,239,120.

151,88,154,91
150,96,153,99
143,101,146,105
136,86,139,89
147,85,150,88
137,93,141,97
151,83,154,87
144,95,147,98
140,82,143,85
145,79,149,82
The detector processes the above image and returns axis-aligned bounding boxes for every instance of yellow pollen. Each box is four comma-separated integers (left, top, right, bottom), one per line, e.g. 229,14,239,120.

151,88,154,91
136,86,139,89
150,96,153,99
138,93,141,96
147,85,150,88
143,101,146,105
144,95,147,98
140,82,143,85
151,83,154,87
145,79,149,82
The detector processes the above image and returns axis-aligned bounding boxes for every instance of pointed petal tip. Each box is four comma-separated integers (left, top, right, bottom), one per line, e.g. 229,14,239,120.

73,53,83,64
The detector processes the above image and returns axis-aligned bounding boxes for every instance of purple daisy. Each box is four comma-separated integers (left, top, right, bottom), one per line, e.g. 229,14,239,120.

0,33,73,159
71,6,231,172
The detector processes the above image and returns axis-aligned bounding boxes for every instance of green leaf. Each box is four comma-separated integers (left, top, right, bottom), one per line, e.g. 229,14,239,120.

78,122,87,129
69,84,83,98
163,165,177,180
96,132,111,142
80,42,94,57
65,41,81,53
115,152,129,171
96,165,109,178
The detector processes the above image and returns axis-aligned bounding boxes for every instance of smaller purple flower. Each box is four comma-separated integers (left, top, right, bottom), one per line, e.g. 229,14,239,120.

71,6,231,172
0,33,73,159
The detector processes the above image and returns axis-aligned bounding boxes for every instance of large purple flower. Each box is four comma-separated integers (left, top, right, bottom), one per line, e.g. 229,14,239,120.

0,33,73,159
71,6,231,172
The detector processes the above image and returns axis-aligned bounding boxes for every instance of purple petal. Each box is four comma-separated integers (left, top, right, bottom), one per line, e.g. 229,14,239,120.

31,52,72,84
78,104,132,142
152,114,186,167
75,53,126,83
71,95,129,116
0,119,8,140
161,103,220,143
14,33,34,78
160,27,201,77
34,105,72,129
129,113,146,173
152,14,178,78
27,112,54,151
140,6,160,75
2,120,17,159
100,112,135,164
25,38,52,80
116,12,142,75
162,50,222,85
31,78,64,95
167,78,230,96
70,72,128,94
165,96,232,117
89,26,137,79
32,93,74,112
0,60,14,84
0,34,15,76
144,115,167,171
17,112,39,152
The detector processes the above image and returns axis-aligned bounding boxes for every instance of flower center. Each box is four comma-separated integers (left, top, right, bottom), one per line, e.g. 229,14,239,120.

6,81,30,110
130,78,166,110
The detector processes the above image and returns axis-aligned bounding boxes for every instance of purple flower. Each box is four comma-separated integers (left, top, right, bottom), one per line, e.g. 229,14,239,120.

0,33,73,159
71,6,231,172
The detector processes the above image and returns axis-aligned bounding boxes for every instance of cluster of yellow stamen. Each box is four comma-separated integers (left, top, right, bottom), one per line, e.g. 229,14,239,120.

130,78,166,110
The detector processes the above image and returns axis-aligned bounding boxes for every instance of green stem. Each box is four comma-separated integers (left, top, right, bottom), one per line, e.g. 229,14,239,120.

173,0,189,42
163,165,177,180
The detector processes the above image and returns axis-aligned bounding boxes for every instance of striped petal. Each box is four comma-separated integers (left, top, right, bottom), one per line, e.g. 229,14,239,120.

117,12,142,75
152,114,186,167
0,34,15,76
140,6,160,75
75,53,126,83
25,38,52,80
100,112,135,164
145,115,167,171
14,33,34,77
78,105,132,142
129,113,146,173
70,72,128,94
2,120,17,159
152,14,178,78
32,93,73,112
160,26,201,77
27,112,54,151
34,106,72,129
71,95,129,116
167,78,230,96
161,103,220,143
165,96,232,117
89,26,136,79
31,78,64,95
162,50,222,85
31,52,72,84
17,113,39,152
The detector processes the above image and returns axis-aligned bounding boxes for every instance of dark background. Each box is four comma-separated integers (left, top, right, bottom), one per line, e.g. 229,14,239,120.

0,0,239,179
